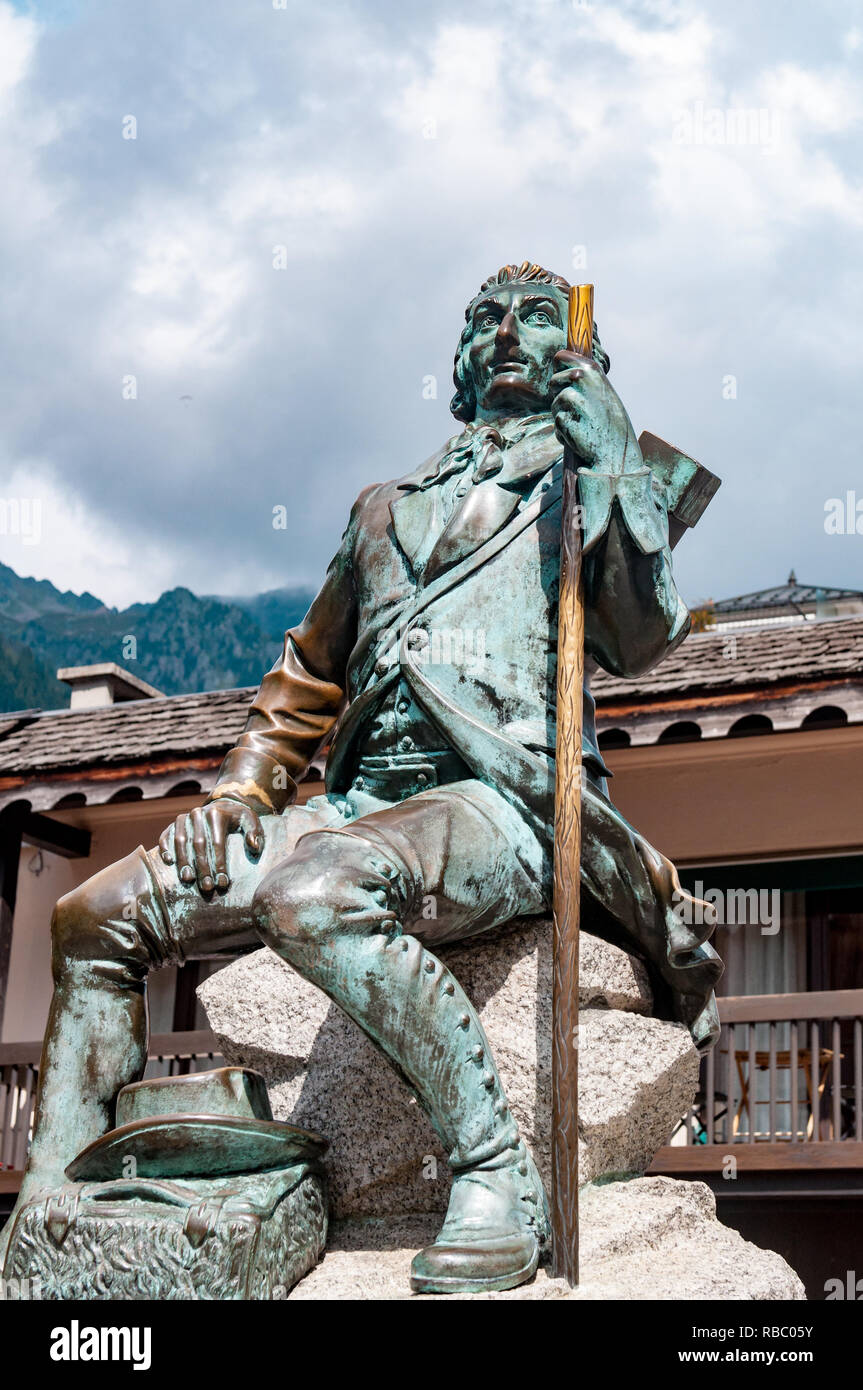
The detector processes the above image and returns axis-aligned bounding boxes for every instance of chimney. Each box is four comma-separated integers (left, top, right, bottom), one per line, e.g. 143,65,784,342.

57,663,164,710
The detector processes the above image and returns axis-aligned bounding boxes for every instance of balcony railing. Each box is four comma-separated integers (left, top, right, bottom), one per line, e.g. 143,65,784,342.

1,1030,221,1178
674,989,863,1148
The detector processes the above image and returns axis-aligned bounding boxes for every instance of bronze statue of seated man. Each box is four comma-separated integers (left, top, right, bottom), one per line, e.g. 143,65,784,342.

2,262,721,1295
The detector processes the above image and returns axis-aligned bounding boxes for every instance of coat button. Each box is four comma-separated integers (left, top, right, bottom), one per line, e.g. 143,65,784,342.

375,658,389,676
400,736,414,751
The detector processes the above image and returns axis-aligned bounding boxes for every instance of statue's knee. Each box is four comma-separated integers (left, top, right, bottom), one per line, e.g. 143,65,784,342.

252,832,377,958
252,861,336,959
50,856,148,977
51,885,107,974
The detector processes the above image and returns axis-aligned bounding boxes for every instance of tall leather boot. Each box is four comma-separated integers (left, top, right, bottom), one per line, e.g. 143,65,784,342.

259,915,549,1294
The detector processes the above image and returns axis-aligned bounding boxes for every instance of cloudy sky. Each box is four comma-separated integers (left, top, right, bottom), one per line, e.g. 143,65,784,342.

0,0,861,610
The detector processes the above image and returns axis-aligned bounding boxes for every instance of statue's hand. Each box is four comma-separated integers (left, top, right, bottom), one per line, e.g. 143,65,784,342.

550,350,640,476
158,797,263,894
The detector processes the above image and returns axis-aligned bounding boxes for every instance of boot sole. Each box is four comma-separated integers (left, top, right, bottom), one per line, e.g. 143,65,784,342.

410,1247,539,1296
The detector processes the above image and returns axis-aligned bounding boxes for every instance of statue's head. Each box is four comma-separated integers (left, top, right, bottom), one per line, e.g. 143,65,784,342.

450,261,610,423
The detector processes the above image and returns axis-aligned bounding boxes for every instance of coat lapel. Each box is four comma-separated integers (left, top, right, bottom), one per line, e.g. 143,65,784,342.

423,482,520,580
388,440,454,572
389,486,446,573
423,419,562,580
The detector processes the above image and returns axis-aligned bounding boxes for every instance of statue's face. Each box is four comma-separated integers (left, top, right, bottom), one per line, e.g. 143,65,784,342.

466,282,569,420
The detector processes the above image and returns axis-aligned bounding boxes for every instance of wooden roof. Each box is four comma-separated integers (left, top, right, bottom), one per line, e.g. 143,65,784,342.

591,615,863,705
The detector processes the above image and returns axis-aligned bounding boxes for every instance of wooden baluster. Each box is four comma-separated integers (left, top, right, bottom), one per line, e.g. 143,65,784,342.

748,1022,756,1143
28,1062,38,1155
811,1020,820,1140
1,1063,15,1169
706,1044,716,1145
726,1023,736,1144
832,1019,842,1141
13,1062,35,1171
790,1021,799,1143
855,1018,862,1142
768,1020,777,1141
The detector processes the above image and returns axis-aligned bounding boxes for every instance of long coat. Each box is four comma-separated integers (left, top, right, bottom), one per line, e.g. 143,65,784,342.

213,414,722,1048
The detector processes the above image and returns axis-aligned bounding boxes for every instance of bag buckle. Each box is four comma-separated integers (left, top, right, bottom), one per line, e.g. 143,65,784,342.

183,1196,227,1248
44,1187,80,1246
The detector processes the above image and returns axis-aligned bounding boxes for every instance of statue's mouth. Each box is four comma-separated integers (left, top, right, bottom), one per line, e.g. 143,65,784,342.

491,359,527,376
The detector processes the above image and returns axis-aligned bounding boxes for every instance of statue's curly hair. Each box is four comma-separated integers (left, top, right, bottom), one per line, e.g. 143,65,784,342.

450,261,611,423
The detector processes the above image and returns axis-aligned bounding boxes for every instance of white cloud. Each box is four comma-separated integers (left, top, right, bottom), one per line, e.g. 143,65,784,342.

763,62,863,132
586,5,716,71
0,2,37,111
0,461,174,607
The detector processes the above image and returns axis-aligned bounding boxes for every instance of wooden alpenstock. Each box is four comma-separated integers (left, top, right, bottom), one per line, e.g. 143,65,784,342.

550,282,593,1285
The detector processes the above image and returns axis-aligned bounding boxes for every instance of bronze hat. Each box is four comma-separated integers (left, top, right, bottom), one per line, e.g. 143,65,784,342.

65,1067,327,1182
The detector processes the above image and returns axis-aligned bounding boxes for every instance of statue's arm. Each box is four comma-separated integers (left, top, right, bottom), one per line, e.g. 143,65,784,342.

549,349,689,679
579,473,689,678
207,490,368,815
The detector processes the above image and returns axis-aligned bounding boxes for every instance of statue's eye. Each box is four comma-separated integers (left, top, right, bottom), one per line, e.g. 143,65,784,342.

528,310,551,325
479,315,499,330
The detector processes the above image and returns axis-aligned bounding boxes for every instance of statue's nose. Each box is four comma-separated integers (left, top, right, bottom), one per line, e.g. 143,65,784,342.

495,310,519,350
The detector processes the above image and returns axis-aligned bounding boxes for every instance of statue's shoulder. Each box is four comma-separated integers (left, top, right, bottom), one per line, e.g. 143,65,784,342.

341,477,403,543
351,430,467,515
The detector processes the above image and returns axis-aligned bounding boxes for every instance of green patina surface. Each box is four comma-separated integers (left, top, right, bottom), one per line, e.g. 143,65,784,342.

1,261,721,1299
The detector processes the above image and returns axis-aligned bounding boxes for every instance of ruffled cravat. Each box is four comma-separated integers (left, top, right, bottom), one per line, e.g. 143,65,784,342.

417,425,505,491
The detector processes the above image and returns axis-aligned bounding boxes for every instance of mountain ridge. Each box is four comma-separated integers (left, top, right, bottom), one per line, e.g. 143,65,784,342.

0,561,315,713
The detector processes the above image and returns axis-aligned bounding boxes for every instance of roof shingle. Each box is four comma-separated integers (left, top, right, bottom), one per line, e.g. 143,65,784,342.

0,687,254,777
592,616,863,703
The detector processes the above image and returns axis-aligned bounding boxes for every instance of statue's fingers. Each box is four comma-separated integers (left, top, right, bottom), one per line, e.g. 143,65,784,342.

190,806,214,892
549,367,586,395
241,806,264,856
210,812,230,890
158,825,174,863
550,386,583,422
553,347,592,369
174,815,195,885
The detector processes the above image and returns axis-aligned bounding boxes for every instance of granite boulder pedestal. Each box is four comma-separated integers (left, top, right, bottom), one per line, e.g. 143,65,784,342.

199,916,805,1300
